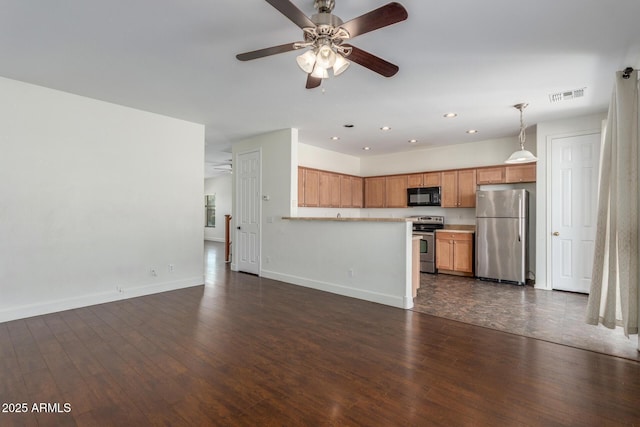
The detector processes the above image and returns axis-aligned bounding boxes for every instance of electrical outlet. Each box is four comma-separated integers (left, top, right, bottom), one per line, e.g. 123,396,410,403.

150,268,157,277
265,256,271,264
168,264,175,273
348,268,355,277
116,286,124,293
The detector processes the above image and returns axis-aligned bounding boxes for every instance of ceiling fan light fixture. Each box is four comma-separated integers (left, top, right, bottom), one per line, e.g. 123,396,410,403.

296,50,317,74
311,64,329,79
332,53,350,76
315,42,337,69
505,103,538,164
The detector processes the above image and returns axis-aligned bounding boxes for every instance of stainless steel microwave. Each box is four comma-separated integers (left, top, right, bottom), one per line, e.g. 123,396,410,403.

407,186,441,206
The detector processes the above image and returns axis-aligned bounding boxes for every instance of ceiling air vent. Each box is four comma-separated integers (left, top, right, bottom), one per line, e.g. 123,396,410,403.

549,88,586,103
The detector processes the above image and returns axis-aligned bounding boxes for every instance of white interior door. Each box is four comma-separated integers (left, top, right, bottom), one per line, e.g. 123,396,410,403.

236,150,260,275
551,132,601,293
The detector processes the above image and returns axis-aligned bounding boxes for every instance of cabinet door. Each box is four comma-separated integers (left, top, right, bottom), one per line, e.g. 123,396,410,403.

329,173,341,207
423,172,441,187
318,172,331,207
505,164,536,183
452,234,474,273
435,236,453,270
476,167,505,184
340,175,353,207
407,173,423,188
440,171,458,208
303,168,319,207
385,175,408,208
364,177,386,208
298,167,305,206
352,177,364,208
457,169,477,207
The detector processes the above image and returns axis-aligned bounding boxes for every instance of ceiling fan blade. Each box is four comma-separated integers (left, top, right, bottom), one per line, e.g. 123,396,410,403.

236,43,297,61
343,44,399,77
266,0,315,29
339,2,408,39
306,74,322,89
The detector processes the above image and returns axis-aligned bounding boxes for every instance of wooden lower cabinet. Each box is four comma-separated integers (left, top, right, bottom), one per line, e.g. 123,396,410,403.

435,231,474,276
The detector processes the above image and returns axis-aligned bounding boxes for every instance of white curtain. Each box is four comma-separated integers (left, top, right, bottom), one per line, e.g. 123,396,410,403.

586,69,639,345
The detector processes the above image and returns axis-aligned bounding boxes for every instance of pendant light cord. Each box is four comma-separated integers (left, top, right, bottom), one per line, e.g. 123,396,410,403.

518,105,527,150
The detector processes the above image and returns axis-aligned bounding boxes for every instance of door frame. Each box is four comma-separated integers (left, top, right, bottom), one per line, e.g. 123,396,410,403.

544,129,602,291
232,148,262,275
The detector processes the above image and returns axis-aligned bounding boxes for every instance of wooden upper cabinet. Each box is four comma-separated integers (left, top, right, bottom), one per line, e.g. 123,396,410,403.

457,169,477,207
385,175,408,208
364,177,386,208
352,177,364,208
476,167,506,185
329,173,341,207
441,169,476,208
440,171,458,208
298,167,305,205
300,168,319,207
505,163,536,183
423,172,441,187
340,175,353,208
408,172,441,188
318,171,341,207
407,173,423,188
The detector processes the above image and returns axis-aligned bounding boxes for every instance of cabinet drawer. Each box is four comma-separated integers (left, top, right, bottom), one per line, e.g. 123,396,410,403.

437,232,473,241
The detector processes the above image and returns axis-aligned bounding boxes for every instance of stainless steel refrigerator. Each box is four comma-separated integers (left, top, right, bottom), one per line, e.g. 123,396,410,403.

475,189,529,285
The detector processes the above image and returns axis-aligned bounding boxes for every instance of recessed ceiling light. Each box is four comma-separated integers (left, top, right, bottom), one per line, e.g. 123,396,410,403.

408,139,418,144
443,113,458,118
330,136,340,141
380,126,391,131
362,146,371,151
466,129,479,134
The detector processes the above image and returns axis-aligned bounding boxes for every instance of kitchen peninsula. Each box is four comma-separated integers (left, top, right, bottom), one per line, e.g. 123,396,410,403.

277,216,416,309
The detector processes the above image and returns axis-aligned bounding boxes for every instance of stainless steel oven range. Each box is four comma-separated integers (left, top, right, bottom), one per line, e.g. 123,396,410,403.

408,216,444,273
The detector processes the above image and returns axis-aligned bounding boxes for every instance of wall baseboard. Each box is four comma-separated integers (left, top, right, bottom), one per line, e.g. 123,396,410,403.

261,270,410,309
0,277,204,323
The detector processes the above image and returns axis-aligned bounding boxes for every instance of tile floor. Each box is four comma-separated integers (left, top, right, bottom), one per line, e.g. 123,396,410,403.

412,273,639,361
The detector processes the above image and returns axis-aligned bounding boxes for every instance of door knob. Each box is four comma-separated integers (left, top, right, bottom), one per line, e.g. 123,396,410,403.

553,231,560,236
237,226,241,230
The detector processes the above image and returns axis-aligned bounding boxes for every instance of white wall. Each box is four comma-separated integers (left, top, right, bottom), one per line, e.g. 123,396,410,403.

0,76,205,322
535,112,606,290
204,174,233,242
360,135,530,176
232,129,413,308
298,143,361,176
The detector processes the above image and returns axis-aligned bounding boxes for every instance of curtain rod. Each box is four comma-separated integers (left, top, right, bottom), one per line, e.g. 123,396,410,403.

622,67,635,79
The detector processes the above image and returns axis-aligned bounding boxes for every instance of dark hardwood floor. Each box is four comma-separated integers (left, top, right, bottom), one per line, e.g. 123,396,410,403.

1,241,639,426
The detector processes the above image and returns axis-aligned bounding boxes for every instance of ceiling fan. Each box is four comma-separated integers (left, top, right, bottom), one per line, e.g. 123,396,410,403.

236,0,408,89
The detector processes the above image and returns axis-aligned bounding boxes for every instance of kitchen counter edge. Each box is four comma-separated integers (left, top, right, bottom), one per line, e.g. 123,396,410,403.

282,217,410,223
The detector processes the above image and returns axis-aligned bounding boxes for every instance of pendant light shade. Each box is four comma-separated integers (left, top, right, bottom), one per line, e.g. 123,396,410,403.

505,103,537,164
332,53,350,76
296,50,317,74
310,64,329,79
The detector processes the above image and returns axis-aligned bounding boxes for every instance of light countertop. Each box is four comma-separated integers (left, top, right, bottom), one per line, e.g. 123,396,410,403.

282,217,410,222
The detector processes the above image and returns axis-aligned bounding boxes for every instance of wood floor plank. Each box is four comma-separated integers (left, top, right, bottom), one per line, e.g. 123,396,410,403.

0,241,639,426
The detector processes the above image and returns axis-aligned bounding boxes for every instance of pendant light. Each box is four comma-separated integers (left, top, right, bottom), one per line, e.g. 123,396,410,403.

505,103,537,164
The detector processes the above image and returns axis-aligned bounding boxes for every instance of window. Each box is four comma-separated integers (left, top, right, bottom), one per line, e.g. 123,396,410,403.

205,194,216,227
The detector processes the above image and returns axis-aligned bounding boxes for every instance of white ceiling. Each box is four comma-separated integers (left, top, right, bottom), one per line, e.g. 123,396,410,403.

2,1,639,177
